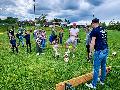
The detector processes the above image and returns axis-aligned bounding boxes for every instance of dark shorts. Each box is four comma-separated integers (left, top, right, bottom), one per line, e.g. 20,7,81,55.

12,45,16,47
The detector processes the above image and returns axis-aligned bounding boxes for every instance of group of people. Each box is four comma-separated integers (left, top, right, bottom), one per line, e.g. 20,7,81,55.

8,25,64,56
7,18,109,89
8,25,31,53
49,26,64,45
49,23,80,60
63,18,109,89
33,29,46,55
50,18,109,89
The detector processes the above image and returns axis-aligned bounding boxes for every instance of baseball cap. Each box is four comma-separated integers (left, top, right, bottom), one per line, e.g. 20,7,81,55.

73,23,77,26
92,18,99,23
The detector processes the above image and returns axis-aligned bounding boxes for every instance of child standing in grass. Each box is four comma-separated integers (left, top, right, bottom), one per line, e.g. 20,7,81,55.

18,26,24,47
52,35,60,58
49,26,56,44
24,31,32,52
36,30,42,55
10,36,18,53
59,28,64,44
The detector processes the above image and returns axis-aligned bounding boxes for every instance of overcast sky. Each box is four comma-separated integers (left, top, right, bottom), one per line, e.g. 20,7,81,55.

0,0,120,22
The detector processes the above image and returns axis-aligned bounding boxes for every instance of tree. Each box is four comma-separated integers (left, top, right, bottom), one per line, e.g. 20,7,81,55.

101,22,106,28
65,19,70,24
0,17,18,24
107,21,120,31
36,14,47,26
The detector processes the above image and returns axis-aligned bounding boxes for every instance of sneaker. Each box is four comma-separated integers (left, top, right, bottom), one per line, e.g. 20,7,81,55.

41,53,45,55
85,83,96,89
36,53,39,56
98,78,104,85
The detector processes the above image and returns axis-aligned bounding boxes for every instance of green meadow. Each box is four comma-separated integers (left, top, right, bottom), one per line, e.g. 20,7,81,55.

0,27,120,90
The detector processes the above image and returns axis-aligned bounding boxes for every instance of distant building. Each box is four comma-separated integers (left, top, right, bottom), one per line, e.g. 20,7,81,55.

60,22,67,27
44,22,53,27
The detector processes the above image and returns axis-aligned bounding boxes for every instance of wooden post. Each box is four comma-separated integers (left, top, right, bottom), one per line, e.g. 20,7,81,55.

56,66,111,90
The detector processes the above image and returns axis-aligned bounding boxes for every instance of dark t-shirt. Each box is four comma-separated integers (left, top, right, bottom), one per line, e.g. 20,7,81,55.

10,39,16,46
24,34,30,44
90,26,108,51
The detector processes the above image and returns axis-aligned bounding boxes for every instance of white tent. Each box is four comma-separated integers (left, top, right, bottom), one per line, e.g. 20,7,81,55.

67,20,91,26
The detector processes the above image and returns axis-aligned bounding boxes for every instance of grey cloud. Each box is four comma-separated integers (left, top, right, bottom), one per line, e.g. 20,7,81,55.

62,0,80,10
0,0,120,22
35,1,52,10
94,0,120,21
0,0,16,8
87,0,104,6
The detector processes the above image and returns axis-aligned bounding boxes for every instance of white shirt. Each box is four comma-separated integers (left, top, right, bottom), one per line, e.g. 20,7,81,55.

69,28,79,37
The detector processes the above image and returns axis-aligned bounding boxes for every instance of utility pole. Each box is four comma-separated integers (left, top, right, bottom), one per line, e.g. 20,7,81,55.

33,0,36,30
92,11,95,19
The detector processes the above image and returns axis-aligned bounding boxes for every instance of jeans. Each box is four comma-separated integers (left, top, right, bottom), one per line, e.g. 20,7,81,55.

92,48,109,87
60,37,62,44
49,35,53,44
19,35,24,46
41,39,46,49
36,43,42,53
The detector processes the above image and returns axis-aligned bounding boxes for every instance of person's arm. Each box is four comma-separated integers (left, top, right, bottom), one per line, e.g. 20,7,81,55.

89,37,96,56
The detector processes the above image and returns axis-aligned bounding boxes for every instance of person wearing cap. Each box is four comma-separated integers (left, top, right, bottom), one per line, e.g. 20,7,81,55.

85,18,109,89
59,28,64,44
65,23,79,57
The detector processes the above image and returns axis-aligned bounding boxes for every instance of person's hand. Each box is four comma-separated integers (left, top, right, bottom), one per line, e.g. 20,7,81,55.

89,52,92,58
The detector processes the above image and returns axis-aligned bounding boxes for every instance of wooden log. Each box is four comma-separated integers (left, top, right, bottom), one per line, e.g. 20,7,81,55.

56,66,111,90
